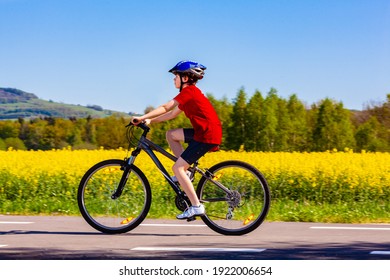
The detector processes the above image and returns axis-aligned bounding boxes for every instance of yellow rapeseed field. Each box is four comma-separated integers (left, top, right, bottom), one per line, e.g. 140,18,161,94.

0,148,389,193
1,148,389,220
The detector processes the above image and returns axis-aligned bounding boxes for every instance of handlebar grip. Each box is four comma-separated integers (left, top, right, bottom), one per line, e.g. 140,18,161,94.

126,118,150,131
126,118,140,127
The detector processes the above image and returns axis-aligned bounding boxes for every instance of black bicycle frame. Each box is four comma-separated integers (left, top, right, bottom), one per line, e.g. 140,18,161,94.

111,123,232,200
126,132,186,197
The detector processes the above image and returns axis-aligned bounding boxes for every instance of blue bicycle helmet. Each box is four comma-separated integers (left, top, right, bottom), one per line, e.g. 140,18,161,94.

169,60,206,80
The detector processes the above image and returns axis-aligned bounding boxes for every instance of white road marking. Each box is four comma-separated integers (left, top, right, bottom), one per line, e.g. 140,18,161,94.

140,223,207,227
311,226,390,231
0,222,34,224
370,251,390,255
131,247,266,253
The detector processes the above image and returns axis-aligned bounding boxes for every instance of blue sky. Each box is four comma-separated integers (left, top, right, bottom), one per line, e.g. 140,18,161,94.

1,0,389,113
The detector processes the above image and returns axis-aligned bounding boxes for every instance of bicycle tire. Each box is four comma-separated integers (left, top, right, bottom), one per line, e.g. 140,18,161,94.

77,159,151,234
196,160,270,235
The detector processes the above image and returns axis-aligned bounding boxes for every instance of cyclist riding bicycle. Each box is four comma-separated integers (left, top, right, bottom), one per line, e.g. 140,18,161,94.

131,60,222,220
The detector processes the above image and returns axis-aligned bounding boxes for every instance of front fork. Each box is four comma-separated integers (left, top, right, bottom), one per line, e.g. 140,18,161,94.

111,148,140,199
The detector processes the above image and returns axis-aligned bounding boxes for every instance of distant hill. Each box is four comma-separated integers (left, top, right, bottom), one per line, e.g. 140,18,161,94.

0,88,127,120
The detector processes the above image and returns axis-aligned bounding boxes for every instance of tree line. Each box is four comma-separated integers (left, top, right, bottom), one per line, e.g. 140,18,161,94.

0,89,389,152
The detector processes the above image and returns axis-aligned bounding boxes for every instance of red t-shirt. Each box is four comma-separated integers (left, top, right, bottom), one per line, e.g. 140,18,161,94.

174,85,222,145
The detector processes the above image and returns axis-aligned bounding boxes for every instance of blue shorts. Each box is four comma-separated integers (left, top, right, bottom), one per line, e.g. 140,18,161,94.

180,128,218,165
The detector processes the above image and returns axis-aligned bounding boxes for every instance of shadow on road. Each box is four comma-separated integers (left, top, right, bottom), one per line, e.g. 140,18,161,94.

1,241,390,260
0,230,101,236
0,230,213,237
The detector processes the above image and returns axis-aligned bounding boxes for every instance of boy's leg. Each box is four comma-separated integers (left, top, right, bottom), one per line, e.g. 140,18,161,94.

166,128,184,158
172,157,201,206
174,141,218,219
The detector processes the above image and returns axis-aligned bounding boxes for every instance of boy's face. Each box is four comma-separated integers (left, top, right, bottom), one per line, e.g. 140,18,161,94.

174,74,189,89
174,74,181,89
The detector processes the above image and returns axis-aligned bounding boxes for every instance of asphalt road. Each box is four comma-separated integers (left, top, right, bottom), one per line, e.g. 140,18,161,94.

1,215,390,260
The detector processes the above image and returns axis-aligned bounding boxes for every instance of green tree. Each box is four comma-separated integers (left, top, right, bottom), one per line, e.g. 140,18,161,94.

260,88,279,151
245,90,264,151
311,98,356,151
4,137,26,150
0,120,20,139
83,116,97,146
363,94,390,150
0,138,6,150
94,115,129,149
286,94,309,151
275,96,290,151
53,118,75,148
355,116,389,151
226,88,247,150
24,118,46,150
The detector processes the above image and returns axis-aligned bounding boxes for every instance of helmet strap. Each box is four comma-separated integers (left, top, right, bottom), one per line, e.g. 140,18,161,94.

179,73,188,92
179,74,184,91
179,73,195,91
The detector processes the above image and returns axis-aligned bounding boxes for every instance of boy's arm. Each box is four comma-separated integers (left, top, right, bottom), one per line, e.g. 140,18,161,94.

150,106,182,124
132,99,180,124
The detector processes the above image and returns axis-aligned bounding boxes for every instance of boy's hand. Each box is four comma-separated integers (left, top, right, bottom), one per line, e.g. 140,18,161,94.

131,117,151,126
131,117,142,125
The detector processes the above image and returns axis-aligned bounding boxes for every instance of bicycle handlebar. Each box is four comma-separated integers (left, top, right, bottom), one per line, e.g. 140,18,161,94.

126,119,150,132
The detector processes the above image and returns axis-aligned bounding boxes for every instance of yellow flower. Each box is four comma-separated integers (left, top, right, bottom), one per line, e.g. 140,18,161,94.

0,149,389,203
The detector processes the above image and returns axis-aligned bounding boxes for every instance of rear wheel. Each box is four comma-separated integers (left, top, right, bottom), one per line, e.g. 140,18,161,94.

77,159,151,234
196,160,270,235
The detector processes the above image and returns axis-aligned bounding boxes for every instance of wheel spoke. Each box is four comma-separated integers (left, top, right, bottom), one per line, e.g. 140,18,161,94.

197,160,270,235
78,160,151,234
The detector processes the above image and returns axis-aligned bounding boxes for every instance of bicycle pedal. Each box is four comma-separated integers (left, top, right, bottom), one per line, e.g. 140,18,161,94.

186,216,196,222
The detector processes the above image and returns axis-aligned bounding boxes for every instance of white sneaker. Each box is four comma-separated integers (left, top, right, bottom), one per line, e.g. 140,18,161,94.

171,170,193,183
176,204,205,220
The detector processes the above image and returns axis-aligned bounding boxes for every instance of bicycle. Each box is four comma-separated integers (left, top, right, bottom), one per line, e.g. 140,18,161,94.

77,121,271,235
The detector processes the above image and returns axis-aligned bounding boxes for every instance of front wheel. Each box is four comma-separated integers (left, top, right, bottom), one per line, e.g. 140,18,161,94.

77,159,151,234
197,160,270,235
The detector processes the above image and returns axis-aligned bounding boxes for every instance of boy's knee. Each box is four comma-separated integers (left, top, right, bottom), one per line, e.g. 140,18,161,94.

172,158,189,173
166,129,183,142
172,163,178,173
172,161,182,172
166,129,174,141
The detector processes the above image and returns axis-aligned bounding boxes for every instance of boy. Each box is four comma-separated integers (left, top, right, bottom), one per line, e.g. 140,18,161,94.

131,60,222,220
